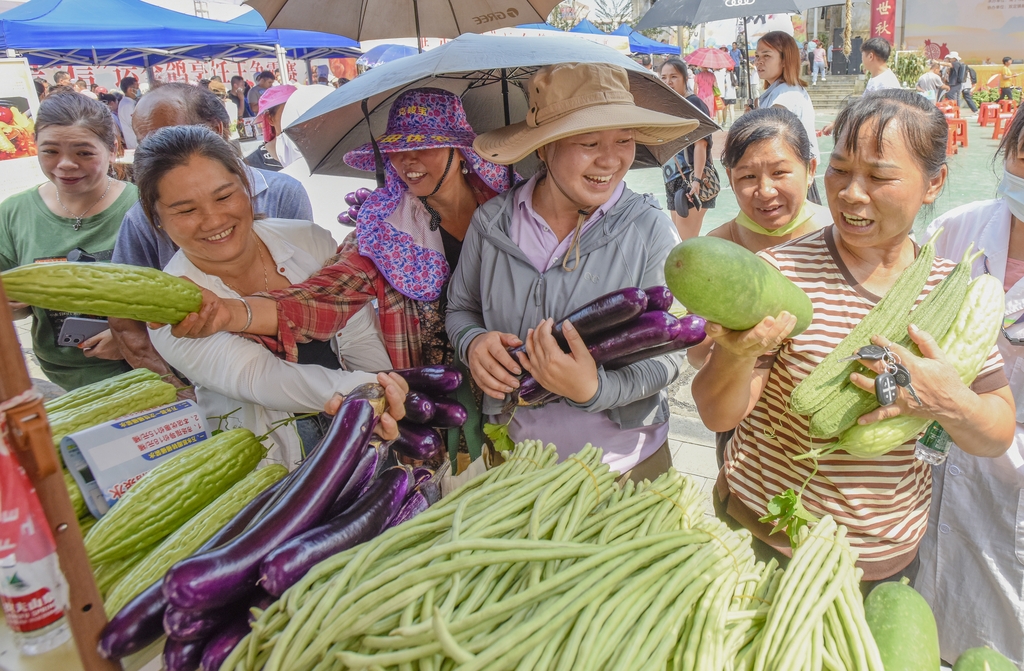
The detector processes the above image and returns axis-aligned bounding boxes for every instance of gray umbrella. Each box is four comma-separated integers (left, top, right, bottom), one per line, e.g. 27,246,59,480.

635,0,803,28
284,32,719,181
245,0,561,43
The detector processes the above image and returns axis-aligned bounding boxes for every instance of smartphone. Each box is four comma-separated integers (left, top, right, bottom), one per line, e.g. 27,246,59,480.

57,317,109,347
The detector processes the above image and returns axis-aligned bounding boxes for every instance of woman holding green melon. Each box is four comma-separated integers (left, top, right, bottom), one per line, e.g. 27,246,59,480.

690,89,1015,586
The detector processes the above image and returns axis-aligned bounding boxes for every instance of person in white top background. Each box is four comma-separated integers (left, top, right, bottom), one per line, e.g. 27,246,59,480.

117,76,140,149
862,38,901,92
916,99,1024,669
812,39,829,85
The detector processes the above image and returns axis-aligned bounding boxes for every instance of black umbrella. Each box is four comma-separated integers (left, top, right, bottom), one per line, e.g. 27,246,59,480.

284,33,719,183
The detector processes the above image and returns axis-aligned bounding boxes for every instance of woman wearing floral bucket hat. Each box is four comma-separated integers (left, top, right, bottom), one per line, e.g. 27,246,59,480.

167,88,515,469
446,62,699,481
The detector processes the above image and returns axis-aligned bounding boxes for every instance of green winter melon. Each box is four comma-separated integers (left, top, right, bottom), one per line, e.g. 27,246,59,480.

864,580,941,671
952,647,1017,671
664,236,813,336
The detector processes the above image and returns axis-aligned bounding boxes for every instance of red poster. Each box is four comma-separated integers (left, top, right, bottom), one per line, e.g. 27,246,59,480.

870,0,896,41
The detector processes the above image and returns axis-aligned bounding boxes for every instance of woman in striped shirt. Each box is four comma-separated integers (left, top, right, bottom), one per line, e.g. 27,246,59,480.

692,89,1016,586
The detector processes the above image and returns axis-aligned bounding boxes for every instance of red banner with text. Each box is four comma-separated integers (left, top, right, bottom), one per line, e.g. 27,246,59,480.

870,0,897,42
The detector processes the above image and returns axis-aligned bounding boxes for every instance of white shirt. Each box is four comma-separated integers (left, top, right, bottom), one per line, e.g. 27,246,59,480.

117,96,137,149
758,80,820,160
864,68,901,92
714,69,736,100
150,218,391,469
916,199,1024,669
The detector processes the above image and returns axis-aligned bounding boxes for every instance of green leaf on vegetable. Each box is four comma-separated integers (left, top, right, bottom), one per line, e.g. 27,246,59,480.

483,422,514,454
760,488,820,548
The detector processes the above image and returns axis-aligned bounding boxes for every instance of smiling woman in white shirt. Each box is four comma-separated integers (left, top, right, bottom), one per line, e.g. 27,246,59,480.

916,106,1024,669
133,125,407,468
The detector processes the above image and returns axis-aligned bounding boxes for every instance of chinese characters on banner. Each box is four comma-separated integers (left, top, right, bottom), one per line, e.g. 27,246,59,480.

870,0,896,41
35,58,312,91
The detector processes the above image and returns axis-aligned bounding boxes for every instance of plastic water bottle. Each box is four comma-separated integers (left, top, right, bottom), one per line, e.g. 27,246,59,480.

0,552,71,655
914,421,953,465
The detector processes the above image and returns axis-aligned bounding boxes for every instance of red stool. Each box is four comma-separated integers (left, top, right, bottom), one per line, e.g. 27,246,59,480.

998,99,1017,115
946,124,958,155
952,118,968,147
993,112,1017,140
979,103,999,126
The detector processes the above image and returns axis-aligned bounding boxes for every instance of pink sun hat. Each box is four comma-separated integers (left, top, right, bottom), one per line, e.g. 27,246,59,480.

256,85,297,141
344,88,479,171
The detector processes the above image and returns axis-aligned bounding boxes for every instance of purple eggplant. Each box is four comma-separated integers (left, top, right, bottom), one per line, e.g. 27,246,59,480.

643,286,674,312
344,191,360,206
347,205,360,220
325,442,386,519
163,392,379,611
259,467,411,596
394,365,463,395
412,467,433,485
389,481,441,529
164,636,205,671
392,422,444,461
551,287,648,351
355,187,373,203
97,479,284,660
337,211,352,224
606,315,707,369
164,602,240,642
430,398,467,428
402,390,436,424
200,617,251,671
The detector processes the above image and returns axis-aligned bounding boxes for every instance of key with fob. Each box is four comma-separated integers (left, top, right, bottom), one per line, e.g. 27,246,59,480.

841,344,888,362
874,371,899,406
893,363,922,405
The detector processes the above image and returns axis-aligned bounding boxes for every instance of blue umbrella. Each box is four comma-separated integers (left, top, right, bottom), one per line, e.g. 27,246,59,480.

285,32,717,180
356,44,419,69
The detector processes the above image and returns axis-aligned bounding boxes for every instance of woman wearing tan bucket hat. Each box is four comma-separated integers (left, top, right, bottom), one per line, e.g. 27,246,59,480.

447,62,699,481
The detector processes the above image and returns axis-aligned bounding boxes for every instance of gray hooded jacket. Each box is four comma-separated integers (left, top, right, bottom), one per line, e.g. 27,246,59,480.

446,183,685,429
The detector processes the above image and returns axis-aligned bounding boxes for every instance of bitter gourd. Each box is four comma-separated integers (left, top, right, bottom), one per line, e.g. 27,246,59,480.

45,368,161,415
64,469,87,519
49,378,177,447
104,464,287,615
84,428,265,564
1,262,202,324
835,273,1004,457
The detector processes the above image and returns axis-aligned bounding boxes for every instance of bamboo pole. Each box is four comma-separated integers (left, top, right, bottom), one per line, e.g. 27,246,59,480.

0,287,119,671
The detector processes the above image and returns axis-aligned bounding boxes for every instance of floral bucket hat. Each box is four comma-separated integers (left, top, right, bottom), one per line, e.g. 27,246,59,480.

344,88,514,303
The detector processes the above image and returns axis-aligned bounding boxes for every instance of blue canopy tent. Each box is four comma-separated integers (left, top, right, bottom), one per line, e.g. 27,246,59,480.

569,19,607,34
0,0,329,68
227,10,360,60
515,22,563,31
612,24,680,55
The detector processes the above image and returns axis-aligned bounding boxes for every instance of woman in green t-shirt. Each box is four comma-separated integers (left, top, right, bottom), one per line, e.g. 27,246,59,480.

0,92,138,390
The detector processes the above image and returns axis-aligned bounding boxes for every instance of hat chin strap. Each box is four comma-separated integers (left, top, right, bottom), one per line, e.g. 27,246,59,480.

541,164,593,273
419,148,456,232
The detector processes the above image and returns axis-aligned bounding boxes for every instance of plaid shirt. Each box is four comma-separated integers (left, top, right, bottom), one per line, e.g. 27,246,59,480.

255,233,426,369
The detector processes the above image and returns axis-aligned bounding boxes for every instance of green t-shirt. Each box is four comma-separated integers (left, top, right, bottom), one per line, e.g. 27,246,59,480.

0,183,138,390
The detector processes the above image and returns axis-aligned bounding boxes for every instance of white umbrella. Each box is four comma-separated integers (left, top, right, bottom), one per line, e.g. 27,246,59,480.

245,0,562,43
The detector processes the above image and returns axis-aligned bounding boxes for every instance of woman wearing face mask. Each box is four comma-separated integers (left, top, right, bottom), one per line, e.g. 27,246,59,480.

687,108,831,472
914,107,1024,669
447,62,699,480
0,92,136,390
755,31,822,204
244,85,296,172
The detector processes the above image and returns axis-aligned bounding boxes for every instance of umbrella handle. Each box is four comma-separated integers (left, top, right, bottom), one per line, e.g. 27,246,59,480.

361,98,386,189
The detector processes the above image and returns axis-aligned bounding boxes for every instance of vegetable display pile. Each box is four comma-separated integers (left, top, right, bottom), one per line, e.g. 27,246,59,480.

1,262,203,324
216,441,887,671
95,383,441,669
392,366,468,463
510,286,707,407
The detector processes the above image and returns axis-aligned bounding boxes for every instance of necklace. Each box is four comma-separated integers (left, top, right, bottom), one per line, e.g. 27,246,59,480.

226,232,271,295
56,177,112,231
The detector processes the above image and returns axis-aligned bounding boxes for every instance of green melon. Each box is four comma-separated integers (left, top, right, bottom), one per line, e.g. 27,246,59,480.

952,647,1017,671
864,580,941,671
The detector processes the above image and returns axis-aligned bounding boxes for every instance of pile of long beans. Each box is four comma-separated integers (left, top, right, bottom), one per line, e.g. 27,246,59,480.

218,442,880,671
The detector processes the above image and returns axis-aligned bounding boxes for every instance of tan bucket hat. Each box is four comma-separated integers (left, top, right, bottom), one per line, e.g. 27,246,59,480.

473,62,700,166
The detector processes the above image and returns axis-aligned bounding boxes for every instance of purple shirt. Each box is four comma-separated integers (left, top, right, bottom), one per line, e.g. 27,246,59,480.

502,173,668,473
509,173,625,273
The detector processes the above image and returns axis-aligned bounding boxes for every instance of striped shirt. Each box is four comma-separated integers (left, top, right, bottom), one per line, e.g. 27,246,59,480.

719,227,1006,579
